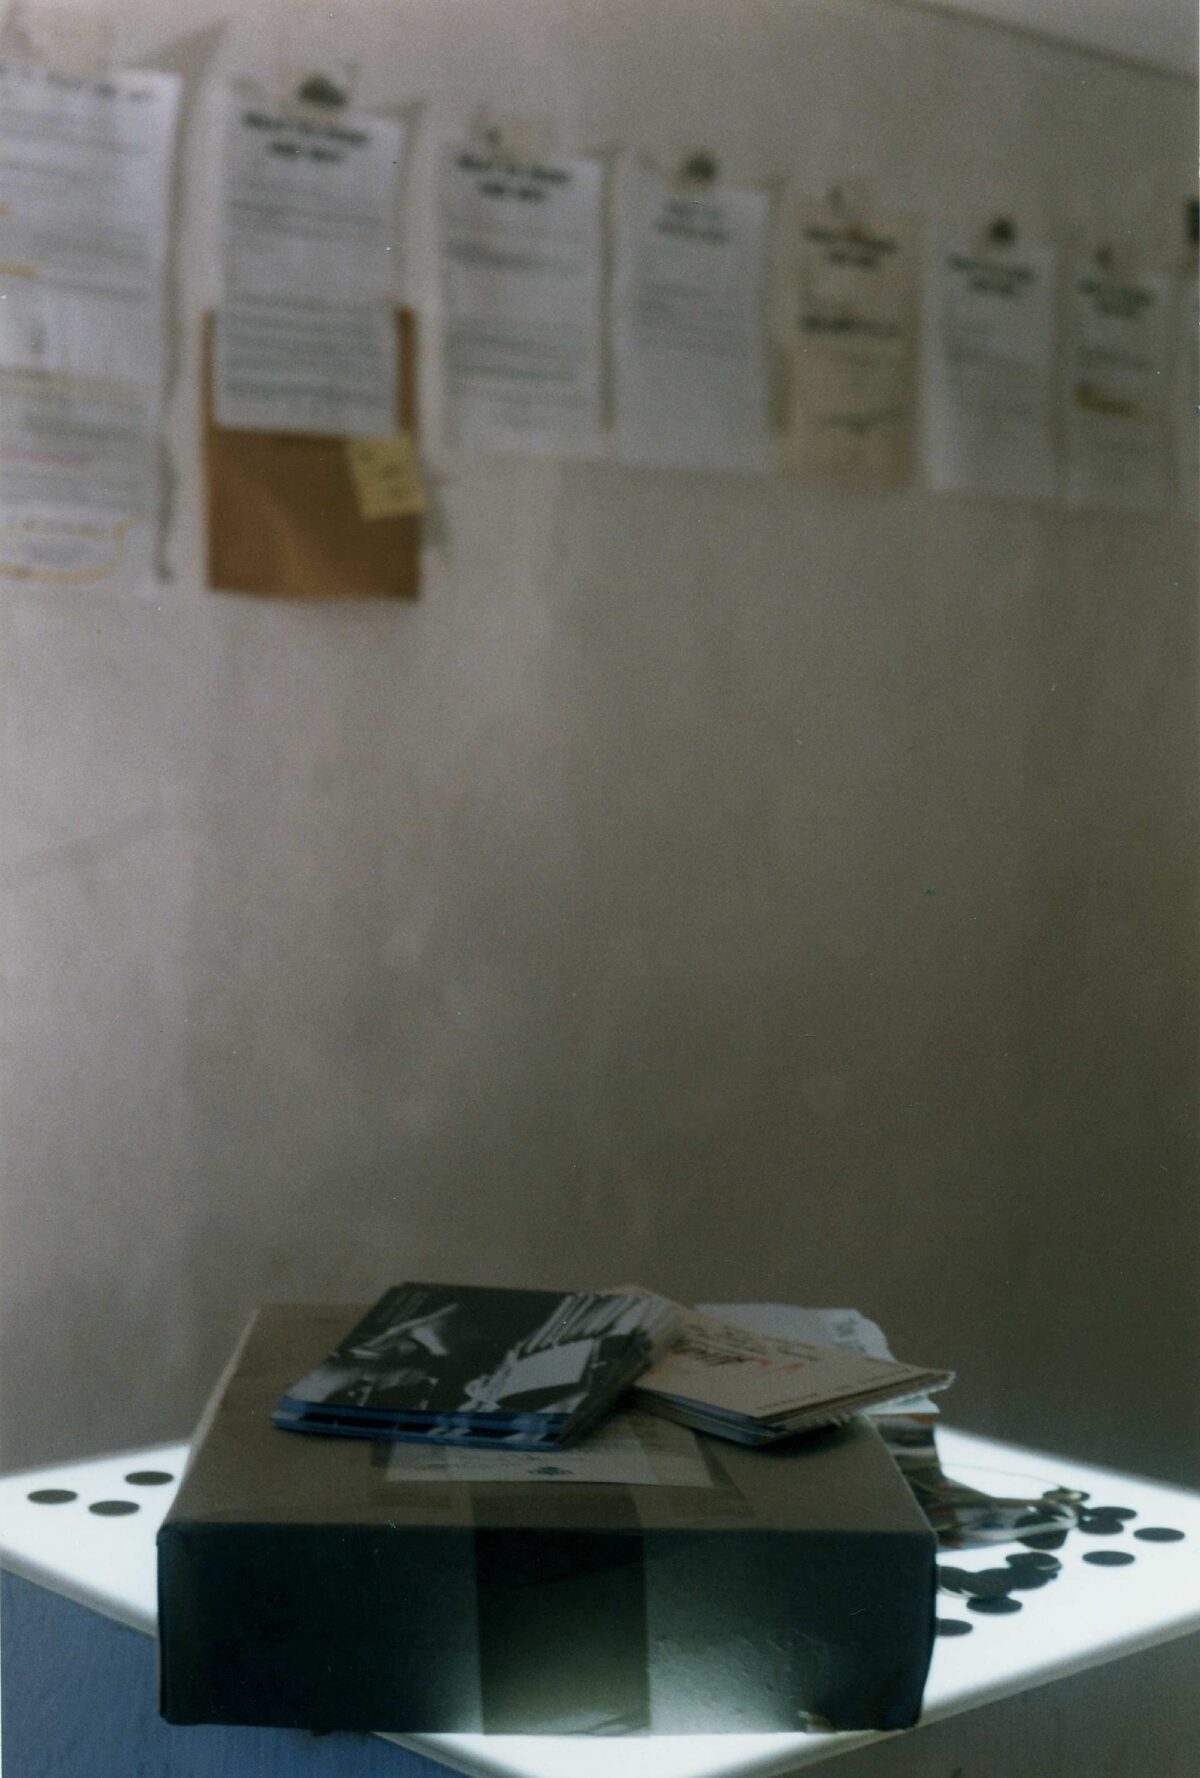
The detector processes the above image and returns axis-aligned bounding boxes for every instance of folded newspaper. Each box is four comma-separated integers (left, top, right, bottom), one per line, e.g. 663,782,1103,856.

629,1299,953,1447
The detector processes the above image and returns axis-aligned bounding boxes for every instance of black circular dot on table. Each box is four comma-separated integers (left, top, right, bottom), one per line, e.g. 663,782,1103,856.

124,1470,174,1486
1087,1505,1136,1521
1002,1567,1055,1591
27,1488,77,1505
1133,1526,1185,1543
935,1618,974,1637
1018,1529,1069,1551
1083,1550,1136,1568
937,1566,972,1593
1078,1517,1124,1536
967,1594,1023,1615
88,1499,139,1517
963,1568,1021,1596
1006,1552,1061,1571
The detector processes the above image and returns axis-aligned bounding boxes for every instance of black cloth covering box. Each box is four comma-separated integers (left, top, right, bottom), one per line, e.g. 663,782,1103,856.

158,1305,937,1735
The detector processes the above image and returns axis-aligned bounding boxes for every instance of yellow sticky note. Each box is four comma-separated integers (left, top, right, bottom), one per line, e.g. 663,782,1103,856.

344,433,427,520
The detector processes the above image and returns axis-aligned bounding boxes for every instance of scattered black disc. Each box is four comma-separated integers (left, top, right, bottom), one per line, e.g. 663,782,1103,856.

1002,1567,1055,1591
1017,1529,1068,1551
1006,1551,1060,1571
967,1594,1023,1615
88,1499,139,1516
1083,1550,1136,1568
937,1566,973,1593
1086,1505,1136,1521
935,1618,973,1637
1133,1526,1185,1543
1078,1516,1123,1536
27,1488,76,1505
124,1470,174,1486
960,1568,1018,1596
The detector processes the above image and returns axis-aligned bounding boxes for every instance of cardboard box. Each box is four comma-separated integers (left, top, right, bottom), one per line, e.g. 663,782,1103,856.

158,1306,936,1734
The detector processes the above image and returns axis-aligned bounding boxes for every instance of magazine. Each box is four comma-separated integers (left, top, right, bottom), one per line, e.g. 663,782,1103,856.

273,1283,679,1449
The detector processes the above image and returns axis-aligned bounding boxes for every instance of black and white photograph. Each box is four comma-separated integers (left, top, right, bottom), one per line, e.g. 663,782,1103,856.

281,1282,676,1426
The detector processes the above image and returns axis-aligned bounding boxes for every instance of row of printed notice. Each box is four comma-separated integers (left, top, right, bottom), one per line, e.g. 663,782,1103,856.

1,62,1196,594
214,96,1198,516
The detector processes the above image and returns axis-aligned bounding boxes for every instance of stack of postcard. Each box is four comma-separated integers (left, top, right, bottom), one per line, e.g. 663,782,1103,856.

630,1302,953,1446
273,1281,951,1454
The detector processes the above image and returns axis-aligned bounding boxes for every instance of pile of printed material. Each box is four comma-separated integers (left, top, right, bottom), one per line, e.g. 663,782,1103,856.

160,1286,960,1735
272,1281,953,1452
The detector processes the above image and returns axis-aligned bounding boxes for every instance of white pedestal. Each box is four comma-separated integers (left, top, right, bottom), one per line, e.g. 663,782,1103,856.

3,1428,1198,1777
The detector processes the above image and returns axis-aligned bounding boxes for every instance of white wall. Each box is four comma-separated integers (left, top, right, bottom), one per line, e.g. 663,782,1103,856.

2,0,1196,1481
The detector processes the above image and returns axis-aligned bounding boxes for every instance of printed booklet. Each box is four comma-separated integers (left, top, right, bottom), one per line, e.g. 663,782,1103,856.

273,1282,679,1449
630,1303,953,1446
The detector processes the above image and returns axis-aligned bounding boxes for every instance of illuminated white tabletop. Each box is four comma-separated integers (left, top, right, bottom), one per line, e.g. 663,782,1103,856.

2,1428,1198,1778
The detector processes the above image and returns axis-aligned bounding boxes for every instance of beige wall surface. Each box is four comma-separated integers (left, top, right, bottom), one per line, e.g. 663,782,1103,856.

1,0,1196,1482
